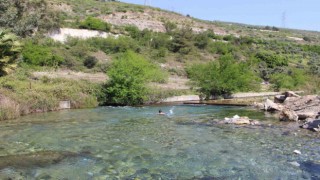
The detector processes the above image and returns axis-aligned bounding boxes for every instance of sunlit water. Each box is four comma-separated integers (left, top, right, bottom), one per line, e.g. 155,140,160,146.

0,105,320,179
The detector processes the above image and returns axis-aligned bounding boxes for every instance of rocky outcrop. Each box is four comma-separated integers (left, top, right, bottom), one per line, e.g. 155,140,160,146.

264,99,284,111
259,92,320,121
283,95,320,120
279,108,299,121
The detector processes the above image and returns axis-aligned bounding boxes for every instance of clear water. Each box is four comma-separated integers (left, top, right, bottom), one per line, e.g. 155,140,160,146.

0,105,319,179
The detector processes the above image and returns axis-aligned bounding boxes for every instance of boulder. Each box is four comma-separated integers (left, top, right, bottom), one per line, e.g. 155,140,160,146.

296,111,318,120
301,120,320,132
274,95,286,103
253,102,265,110
264,99,283,111
283,95,320,111
280,108,299,121
284,91,301,98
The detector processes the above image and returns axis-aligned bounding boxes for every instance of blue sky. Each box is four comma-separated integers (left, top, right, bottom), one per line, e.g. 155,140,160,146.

119,0,320,32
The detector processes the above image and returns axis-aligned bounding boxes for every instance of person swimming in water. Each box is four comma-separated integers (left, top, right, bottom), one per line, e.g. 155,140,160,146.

158,109,166,115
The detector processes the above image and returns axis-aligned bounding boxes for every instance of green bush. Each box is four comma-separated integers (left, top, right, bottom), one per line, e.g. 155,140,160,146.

84,56,98,69
22,42,63,67
105,51,167,105
269,68,306,91
87,37,140,53
187,54,260,98
169,27,194,54
79,16,111,32
194,32,210,49
255,51,288,68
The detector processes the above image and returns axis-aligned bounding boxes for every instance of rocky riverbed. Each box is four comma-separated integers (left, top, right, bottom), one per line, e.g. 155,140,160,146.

256,91,320,132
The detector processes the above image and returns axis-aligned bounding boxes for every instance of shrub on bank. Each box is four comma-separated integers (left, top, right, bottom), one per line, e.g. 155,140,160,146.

0,69,103,120
187,54,260,98
79,16,111,32
105,51,167,105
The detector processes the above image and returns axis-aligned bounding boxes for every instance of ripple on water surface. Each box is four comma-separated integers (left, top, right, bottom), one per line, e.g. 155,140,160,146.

0,105,319,179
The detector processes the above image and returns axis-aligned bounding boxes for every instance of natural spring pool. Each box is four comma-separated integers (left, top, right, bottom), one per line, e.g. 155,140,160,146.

0,105,319,179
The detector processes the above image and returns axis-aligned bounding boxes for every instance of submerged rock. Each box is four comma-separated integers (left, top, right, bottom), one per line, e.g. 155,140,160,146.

289,161,300,167
300,161,320,178
293,150,301,155
0,150,90,170
301,120,320,132
219,115,260,125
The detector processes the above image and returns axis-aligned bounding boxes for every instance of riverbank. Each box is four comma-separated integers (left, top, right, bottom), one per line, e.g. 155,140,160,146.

0,70,103,121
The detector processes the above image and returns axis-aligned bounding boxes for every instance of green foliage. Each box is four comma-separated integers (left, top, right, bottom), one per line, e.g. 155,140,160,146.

193,32,210,49
79,16,111,32
0,30,22,76
0,69,103,120
150,33,170,49
84,56,98,69
187,54,260,98
105,51,167,105
87,37,140,53
207,41,236,55
164,21,177,34
255,51,288,68
22,42,63,67
124,25,141,39
269,69,306,91
169,27,194,54
0,0,60,37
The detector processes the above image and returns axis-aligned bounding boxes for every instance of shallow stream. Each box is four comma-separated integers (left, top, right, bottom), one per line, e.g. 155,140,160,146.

0,105,319,179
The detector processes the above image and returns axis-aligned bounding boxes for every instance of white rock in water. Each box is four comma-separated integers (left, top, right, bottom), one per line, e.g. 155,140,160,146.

233,115,240,119
293,150,301,155
289,161,300,167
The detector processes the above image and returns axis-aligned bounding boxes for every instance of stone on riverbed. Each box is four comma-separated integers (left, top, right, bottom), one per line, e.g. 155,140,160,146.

279,108,299,121
0,150,91,170
219,115,260,125
301,120,320,132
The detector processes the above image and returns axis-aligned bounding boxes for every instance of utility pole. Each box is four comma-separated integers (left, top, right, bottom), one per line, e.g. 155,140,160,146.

282,11,286,28
144,0,151,6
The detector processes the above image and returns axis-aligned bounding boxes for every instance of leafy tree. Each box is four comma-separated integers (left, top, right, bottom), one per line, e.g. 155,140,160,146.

169,26,194,54
187,54,259,98
0,30,22,76
0,0,60,37
105,51,166,105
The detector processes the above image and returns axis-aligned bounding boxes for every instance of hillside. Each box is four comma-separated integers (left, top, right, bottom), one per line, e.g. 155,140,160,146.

0,0,320,120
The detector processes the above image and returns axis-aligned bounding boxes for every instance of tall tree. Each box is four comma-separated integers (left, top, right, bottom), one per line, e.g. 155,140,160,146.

0,30,22,76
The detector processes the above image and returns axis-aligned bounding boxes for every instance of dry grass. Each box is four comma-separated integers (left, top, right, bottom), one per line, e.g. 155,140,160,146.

0,94,20,120
32,69,108,83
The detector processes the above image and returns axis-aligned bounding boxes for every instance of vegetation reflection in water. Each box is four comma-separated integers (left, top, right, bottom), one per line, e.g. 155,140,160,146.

0,105,319,179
